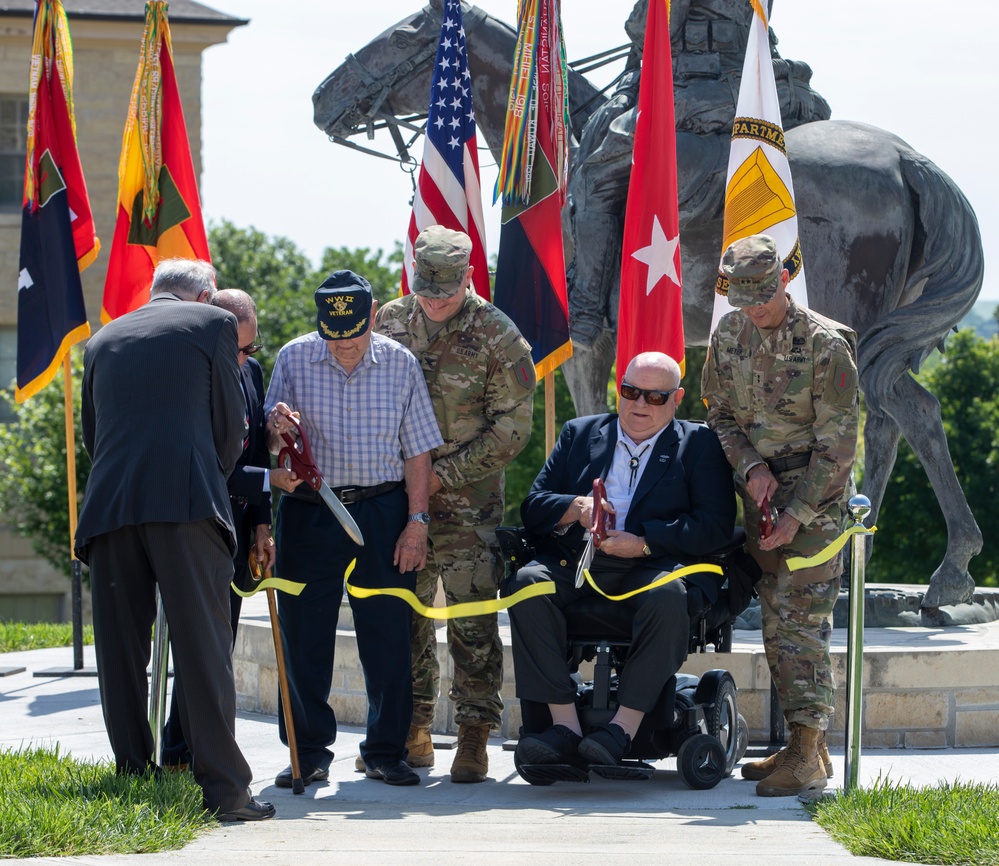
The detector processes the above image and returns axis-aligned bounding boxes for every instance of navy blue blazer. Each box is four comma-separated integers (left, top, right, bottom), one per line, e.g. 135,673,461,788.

522,414,736,585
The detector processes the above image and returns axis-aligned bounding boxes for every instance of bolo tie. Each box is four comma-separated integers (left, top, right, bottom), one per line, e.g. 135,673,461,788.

621,441,650,492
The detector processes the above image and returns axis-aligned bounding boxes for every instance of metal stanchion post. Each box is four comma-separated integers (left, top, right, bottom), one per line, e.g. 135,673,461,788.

148,588,170,767
843,494,872,792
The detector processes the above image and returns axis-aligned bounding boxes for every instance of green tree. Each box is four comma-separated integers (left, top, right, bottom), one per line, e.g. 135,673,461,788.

0,357,90,578
866,330,999,586
208,220,317,381
315,243,404,307
502,368,577,525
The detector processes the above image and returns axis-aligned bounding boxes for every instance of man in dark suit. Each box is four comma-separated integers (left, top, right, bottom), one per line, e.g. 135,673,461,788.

161,288,289,770
508,351,735,771
76,259,274,822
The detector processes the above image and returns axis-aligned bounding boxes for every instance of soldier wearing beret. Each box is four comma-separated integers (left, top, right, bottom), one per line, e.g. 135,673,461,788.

701,234,859,797
374,226,536,783
266,270,443,788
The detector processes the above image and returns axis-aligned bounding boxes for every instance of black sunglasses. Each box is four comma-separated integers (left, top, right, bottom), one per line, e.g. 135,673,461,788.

239,340,263,357
620,382,678,406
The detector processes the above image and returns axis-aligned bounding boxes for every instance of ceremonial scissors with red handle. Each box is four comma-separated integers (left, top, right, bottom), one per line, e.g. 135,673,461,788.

278,416,365,546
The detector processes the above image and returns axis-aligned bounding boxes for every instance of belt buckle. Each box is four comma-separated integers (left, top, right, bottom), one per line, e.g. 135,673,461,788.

337,486,357,504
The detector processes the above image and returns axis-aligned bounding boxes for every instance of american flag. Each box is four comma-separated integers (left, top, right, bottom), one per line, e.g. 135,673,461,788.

401,0,490,299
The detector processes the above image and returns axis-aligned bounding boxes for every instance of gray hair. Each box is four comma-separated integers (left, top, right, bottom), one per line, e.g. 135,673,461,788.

212,288,257,324
150,258,217,302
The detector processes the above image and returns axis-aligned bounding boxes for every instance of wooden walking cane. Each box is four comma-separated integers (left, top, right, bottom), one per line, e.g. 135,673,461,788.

249,551,304,794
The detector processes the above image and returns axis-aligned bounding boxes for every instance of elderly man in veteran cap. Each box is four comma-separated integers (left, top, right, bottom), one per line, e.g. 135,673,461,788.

266,269,443,787
374,225,536,783
701,234,859,797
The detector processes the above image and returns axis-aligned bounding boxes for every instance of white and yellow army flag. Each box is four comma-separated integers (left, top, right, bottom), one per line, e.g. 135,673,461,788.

710,0,807,334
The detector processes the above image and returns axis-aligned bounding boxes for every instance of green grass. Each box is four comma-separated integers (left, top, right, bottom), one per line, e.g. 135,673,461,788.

0,621,94,653
0,746,215,857
807,776,999,866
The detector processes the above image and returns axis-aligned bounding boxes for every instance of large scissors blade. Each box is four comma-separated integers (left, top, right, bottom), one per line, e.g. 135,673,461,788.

276,415,365,546
317,481,365,546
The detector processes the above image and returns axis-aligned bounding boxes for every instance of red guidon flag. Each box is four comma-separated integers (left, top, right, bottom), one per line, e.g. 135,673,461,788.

16,0,99,403
101,1,210,322
616,0,684,383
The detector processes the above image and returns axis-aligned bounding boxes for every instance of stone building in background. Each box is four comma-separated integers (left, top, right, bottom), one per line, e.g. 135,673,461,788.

0,0,245,622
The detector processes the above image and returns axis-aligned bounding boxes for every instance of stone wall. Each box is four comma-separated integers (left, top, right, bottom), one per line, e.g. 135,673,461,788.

232,600,999,749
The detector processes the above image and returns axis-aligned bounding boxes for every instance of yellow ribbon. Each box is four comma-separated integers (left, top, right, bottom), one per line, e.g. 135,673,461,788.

582,562,724,601
233,553,307,597
343,558,555,619
786,525,877,571
231,576,306,598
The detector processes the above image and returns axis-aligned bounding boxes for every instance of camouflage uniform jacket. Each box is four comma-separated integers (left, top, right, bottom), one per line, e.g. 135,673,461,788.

375,291,536,512
701,297,859,529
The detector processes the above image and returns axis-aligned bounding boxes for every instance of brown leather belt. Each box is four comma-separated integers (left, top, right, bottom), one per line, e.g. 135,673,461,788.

766,452,812,474
286,480,400,505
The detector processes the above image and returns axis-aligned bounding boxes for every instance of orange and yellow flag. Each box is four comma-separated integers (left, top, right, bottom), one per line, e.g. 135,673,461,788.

101,1,210,322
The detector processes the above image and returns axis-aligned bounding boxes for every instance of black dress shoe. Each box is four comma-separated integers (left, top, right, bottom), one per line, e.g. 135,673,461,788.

364,760,420,786
275,763,329,788
217,797,276,822
578,723,631,766
515,725,585,767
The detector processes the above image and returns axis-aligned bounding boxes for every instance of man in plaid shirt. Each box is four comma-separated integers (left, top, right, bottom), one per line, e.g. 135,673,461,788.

266,270,442,788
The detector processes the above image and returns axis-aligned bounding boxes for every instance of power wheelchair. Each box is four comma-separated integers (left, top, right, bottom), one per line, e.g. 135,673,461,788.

497,526,760,789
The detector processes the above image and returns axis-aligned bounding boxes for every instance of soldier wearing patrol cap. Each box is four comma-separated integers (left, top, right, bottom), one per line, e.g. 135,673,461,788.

265,269,443,788
374,225,537,783
701,233,860,797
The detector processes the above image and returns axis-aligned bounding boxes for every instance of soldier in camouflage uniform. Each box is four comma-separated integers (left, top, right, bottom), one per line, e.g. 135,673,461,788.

701,234,859,797
372,225,536,783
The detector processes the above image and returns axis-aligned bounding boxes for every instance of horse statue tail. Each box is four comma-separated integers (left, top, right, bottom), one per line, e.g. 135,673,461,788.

858,150,984,410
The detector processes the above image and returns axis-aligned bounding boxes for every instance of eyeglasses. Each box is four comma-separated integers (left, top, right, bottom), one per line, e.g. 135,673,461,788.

239,340,263,357
619,382,678,406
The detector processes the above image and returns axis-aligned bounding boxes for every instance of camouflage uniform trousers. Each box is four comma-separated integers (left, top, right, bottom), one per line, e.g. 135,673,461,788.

743,469,845,730
411,521,504,730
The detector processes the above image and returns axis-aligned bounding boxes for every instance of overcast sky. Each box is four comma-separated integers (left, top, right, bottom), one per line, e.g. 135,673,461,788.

200,0,997,299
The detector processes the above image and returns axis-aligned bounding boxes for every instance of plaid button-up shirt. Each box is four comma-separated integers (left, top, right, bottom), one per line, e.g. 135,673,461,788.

265,332,442,487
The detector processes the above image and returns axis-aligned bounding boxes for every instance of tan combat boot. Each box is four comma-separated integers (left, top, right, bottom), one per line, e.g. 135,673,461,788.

406,724,435,768
742,722,833,781
450,723,490,783
755,724,827,797
818,730,833,778
741,724,799,781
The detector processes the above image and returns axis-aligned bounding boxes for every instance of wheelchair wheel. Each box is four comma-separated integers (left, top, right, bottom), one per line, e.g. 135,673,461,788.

676,733,727,790
694,669,739,776
514,750,555,786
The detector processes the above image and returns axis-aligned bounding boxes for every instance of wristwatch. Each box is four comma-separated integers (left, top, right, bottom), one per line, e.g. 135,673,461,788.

408,512,431,525
642,542,652,557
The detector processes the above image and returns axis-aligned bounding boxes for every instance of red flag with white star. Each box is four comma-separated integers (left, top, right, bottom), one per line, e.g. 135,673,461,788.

616,0,683,384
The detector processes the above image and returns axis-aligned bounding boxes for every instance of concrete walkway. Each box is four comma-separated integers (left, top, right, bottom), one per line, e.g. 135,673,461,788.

2,645,997,865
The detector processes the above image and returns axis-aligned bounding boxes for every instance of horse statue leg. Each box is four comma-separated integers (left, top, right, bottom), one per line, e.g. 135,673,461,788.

857,147,985,609
562,81,638,417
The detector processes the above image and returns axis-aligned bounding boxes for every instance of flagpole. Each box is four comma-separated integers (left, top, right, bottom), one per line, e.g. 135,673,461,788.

62,353,84,671
541,373,553,455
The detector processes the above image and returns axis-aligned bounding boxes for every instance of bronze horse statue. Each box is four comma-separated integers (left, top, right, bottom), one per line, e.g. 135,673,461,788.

312,1,985,608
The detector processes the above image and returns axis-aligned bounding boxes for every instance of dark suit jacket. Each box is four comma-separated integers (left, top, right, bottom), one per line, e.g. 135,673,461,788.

522,414,736,593
227,357,272,585
75,295,245,563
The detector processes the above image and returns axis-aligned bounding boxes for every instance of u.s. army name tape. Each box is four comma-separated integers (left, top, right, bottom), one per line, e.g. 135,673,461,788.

785,525,876,571
343,558,554,619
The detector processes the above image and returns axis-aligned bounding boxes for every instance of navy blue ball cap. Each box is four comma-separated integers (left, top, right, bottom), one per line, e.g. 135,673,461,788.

315,270,373,340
